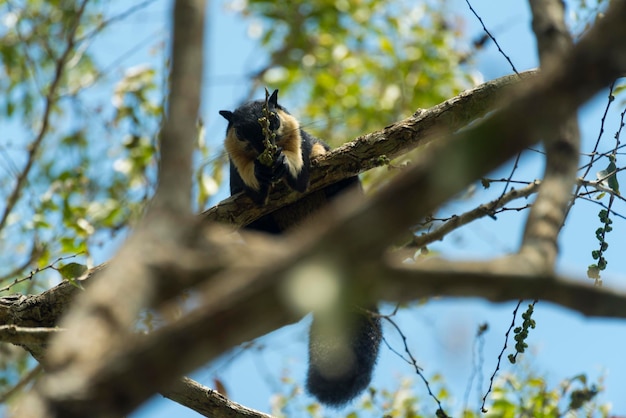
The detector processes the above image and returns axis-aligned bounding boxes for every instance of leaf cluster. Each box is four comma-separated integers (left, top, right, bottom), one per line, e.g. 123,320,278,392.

245,0,472,144
269,368,608,417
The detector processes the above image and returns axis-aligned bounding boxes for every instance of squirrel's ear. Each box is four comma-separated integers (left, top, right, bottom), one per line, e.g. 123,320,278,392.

219,110,234,122
269,89,279,107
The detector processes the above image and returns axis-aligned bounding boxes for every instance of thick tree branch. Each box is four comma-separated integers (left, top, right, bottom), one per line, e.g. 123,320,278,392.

151,0,204,215
202,70,538,228
378,257,626,319
12,1,207,417
62,246,626,416
313,0,625,265
6,2,626,417
81,1,626,395
521,0,580,268
0,267,98,361
0,282,277,418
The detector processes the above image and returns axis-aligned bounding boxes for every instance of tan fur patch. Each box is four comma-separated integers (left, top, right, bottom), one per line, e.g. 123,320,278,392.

276,109,304,178
224,128,260,191
310,142,327,159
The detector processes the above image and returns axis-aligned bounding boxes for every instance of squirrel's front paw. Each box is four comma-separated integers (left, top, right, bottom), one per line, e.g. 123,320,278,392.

255,149,287,185
271,150,288,180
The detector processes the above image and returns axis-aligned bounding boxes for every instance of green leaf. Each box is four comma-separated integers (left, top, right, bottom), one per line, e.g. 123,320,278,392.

608,171,620,194
597,157,620,194
587,264,600,279
58,262,88,280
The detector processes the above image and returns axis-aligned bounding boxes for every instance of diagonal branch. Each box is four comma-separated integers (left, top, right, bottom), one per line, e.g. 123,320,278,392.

202,70,538,228
32,4,626,413
5,3,626,417
0,278,276,418
0,364,42,404
319,0,626,264
162,377,274,418
410,181,541,249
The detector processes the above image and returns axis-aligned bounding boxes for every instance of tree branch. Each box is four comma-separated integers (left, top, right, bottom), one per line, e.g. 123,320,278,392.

520,0,580,268
162,377,274,418
0,325,62,346
202,70,538,228
0,284,277,418
0,364,42,404
87,1,626,393
411,181,541,249
378,256,626,319
12,1,207,417
6,2,626,417
151,0,204,215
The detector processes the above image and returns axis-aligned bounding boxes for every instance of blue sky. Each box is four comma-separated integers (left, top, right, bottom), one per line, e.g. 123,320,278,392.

77,0,626,416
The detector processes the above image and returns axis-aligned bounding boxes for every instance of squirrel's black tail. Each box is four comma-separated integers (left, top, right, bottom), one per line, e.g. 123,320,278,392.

306,307,382,406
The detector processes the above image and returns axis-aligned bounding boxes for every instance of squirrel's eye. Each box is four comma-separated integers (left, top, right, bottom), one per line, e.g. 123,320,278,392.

234,129,247,141
269,113,280,131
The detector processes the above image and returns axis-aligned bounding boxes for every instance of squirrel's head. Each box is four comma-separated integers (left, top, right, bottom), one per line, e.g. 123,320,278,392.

219,89,284,155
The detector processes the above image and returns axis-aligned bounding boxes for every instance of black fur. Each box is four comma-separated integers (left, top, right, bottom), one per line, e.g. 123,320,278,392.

307,308,382,406
220,89,312,206
220,90,382,406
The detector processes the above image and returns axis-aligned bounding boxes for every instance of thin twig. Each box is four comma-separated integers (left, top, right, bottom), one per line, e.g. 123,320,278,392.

463,323,488,414
381,313,449,417
0,243,40,283
411,181,540,249
463,0,524,206
481,300,522,412
0,325,64,345
75,0,160,45
0,364,43,403
0,252,83,294
463,0,520,75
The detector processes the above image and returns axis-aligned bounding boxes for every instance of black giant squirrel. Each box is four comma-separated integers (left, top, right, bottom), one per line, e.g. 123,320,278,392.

219,90,382,406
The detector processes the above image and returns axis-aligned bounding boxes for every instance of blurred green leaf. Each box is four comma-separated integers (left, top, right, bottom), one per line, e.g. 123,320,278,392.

58,262,87,280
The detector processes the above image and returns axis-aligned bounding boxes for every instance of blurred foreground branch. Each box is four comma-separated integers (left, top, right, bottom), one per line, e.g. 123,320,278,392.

4,1,626,417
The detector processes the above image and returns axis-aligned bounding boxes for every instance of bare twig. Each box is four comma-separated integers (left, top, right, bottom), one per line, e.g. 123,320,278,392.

481,300,521,413
463,0,520,74
411,181,541,249
463,0,525,206
382,314,448,416
0,252,83,294
0,243,40,284
0,325,63,345
0,364,43,403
